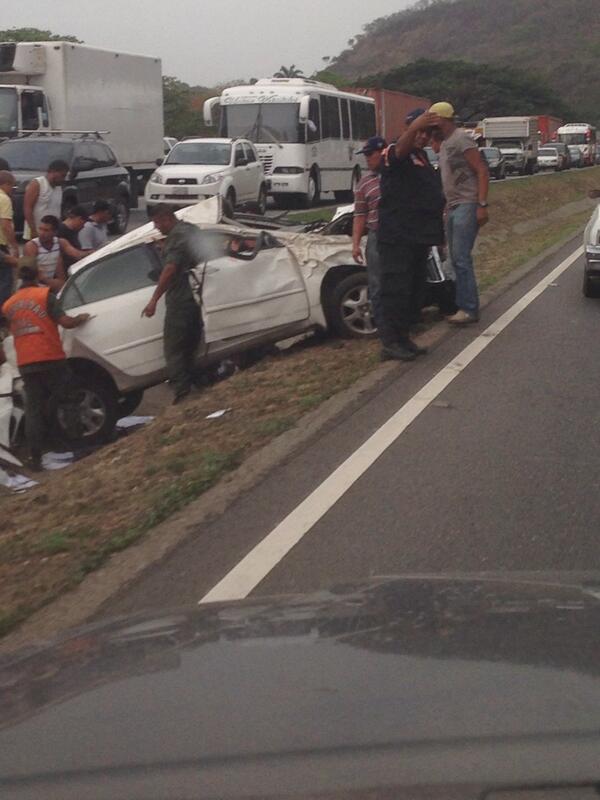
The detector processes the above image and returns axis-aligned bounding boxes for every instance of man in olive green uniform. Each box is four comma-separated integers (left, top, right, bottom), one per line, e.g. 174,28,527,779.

142,205,205,403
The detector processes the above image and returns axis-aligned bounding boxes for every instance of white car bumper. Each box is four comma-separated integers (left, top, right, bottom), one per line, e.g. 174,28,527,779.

267,173,307,194
145,180,221,207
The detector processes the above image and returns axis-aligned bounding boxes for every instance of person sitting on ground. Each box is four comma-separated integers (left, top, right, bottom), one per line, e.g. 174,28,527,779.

23,215,67,292
79,200,112,250
57,205,91,274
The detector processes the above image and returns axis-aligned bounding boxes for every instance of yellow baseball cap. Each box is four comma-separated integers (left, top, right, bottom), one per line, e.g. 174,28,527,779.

429,102,455,119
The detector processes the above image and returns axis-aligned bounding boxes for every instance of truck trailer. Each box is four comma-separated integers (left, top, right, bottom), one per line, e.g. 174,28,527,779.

0,41,164,184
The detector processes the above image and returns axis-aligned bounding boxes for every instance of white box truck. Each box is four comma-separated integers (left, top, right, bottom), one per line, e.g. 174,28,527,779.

0,41,164,183
482,116,538,175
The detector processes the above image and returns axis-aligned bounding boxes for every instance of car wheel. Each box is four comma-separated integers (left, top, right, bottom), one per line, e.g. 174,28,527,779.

583,270,598,298
256,184,267,215
108,196,130,235
225,188,236,212
325,272,377,339
53,373,119,447
118,389,144,418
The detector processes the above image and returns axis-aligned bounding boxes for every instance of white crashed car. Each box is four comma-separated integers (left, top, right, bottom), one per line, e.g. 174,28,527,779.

583,200,600,297
0,197,373,451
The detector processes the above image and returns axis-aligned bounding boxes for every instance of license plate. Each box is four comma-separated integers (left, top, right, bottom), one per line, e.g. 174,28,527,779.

171,186,188,195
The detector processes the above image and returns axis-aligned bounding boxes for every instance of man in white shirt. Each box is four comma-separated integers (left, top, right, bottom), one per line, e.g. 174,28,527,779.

23,160,69,240
79,200,112,250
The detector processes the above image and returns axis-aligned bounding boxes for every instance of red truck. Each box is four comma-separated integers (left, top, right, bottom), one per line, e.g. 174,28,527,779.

537,115,563,144
349,87,432,140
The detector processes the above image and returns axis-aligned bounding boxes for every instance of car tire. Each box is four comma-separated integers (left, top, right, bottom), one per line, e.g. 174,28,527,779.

53,372,120,447
256,184,267,215
108,196,130,235
225,187,236,212
325,272,377,339
118,389,144,418
583,271,598,298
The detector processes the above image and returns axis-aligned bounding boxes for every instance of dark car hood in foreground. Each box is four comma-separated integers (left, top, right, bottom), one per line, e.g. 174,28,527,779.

1,575,600,799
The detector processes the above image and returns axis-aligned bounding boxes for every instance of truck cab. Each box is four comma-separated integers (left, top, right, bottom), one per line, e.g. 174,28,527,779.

0,84,50,138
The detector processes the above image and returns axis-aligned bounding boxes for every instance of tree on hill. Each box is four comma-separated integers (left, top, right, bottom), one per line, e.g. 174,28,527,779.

274,65,305,78
359,59,572,121
0,27,82,43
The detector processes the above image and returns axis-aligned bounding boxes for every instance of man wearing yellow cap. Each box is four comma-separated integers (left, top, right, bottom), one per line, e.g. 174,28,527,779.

430,101,489,324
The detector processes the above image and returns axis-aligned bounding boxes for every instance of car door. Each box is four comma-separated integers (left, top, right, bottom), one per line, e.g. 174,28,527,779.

201,233,310,344
243,142,263,200
233,142,254,201
60,243,168,380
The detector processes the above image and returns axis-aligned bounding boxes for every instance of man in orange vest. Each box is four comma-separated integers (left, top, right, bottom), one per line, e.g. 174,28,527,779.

2,260,90,470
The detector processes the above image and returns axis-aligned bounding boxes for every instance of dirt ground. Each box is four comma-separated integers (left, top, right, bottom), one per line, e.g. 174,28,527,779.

1,167,598,637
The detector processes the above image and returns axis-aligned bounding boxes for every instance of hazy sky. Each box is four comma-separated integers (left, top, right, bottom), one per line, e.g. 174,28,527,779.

2,0,413,87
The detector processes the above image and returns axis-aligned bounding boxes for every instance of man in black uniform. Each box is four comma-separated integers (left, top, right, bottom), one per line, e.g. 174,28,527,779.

142,205,205,404
377,109,445,361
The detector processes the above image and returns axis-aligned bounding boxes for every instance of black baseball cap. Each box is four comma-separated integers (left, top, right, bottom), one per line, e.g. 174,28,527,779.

356,135,387,155
405,107,427,125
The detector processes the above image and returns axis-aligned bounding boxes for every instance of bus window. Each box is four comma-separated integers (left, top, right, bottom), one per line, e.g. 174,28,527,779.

307,98,321,142
341,99,350,140
321,95,341,140
351,100,374,140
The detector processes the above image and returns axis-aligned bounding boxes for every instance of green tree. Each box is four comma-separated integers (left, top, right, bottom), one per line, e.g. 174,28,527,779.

273,65,305,78
359,59,572,121
162,76,205,139
0,27,82,43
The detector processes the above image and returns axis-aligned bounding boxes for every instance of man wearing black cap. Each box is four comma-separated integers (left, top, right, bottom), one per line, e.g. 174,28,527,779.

353,135,387,328
377,108,445,361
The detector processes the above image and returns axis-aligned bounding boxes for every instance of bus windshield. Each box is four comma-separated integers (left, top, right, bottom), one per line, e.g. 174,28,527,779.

0,88,18,136
220,104,304,144
559,133,588,145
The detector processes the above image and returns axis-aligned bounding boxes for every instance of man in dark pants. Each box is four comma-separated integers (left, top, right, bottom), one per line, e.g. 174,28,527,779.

2,261,90,470
142,205,204,404
377,109,446,361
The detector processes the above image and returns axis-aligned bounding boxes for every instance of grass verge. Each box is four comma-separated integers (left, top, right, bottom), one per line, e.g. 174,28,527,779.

1,168,598,638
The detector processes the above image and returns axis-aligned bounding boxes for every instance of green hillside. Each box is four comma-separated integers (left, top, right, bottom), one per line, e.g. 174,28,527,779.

332,0,600,123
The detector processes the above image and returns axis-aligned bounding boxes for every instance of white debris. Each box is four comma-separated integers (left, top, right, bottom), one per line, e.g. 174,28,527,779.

205,408,232,420
42,451,75,470
116,415,155,429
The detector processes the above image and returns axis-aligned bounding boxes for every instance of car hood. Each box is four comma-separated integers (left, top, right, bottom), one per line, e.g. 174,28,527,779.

1,575,599,798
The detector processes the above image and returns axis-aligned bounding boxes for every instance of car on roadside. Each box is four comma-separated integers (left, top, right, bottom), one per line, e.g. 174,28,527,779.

583,198,600,296
145,137,268,217
537,146,562,171
0,197,375,448
568,145,584,168
0,134,132,235
480,146,506,180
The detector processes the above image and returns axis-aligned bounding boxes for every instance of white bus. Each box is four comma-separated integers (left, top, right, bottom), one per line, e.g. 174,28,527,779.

556,123,597,166
204,78,376,207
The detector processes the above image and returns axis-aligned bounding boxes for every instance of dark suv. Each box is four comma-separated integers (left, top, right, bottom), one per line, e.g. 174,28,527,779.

0,135,132,235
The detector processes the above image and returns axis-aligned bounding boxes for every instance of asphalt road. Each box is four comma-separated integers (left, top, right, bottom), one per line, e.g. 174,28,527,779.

103,233,600,619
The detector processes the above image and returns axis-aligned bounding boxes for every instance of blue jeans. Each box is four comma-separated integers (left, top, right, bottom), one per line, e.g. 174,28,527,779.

447,202,480,318
365,229,382,328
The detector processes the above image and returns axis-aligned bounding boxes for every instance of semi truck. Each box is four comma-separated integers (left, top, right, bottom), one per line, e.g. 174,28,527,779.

349,87,431,140
0,41,164,186
482,116,538,175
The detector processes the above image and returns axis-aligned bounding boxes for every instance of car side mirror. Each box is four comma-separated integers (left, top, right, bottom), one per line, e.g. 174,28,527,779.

156,157,164,166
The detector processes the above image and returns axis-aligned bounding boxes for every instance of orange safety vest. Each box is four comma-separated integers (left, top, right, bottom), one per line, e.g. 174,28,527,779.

2,285,66,367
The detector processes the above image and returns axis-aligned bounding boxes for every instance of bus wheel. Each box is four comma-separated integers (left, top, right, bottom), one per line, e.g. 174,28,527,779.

299,169,320,208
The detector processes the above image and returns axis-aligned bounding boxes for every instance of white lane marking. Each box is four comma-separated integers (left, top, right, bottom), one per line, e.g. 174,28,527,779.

200,246,584,603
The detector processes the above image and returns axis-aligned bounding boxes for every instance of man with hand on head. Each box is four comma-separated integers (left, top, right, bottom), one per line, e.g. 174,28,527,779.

432,101,489,325
377,109,445,362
